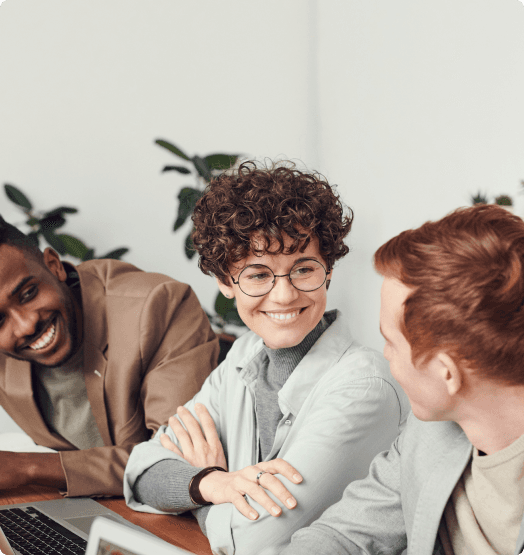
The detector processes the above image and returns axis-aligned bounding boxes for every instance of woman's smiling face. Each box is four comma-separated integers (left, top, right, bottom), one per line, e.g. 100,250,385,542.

217,233,332,349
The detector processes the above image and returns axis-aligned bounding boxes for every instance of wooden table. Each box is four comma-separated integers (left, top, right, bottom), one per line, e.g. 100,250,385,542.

0,484,213,555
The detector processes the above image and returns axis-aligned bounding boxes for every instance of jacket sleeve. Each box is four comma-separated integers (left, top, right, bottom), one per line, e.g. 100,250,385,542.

206,353,407,555
124,358,227,511
60,280,219,498
138,281,219,432
280,431,408,555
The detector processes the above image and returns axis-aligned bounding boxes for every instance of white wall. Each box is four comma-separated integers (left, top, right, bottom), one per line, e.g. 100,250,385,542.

0,0,315,313
318,0,524,349
1,0,524,430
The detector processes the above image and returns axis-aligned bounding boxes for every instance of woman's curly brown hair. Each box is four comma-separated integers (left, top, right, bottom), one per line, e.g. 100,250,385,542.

192,161,353,283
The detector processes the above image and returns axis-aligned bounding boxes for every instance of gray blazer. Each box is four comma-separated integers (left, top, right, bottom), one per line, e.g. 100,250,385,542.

282,412,524,555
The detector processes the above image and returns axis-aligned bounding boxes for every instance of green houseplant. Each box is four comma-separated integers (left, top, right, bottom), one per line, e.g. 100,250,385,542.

155,139,246,346
4,183,129,261
471,191,489,205
494,194,513,207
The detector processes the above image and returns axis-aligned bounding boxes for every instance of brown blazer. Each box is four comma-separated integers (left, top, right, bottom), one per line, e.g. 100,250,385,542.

0,259,218,497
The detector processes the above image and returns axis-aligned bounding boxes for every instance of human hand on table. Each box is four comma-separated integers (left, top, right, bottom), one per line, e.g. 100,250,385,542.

160,403,303,520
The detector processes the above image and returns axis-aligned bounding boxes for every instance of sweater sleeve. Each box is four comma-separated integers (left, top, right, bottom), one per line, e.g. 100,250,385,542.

133,459,203,512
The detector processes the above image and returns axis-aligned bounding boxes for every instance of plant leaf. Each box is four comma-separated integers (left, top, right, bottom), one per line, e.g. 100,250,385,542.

44,206,78,217
41,229,66,254
214,291,236,318
162,165,191,174
99,247,129,260
26,231,40,248
155,139,190,161
204,154,239,171
224,309,244,327
174,187,202,231
185,229,197,259
4,184,33,210
192,155,213,182
83,248,95,261
58,234,89,259
39,214,66,230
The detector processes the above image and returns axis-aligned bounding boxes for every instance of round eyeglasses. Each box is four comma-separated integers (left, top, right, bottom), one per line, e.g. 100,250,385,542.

230,258,330,297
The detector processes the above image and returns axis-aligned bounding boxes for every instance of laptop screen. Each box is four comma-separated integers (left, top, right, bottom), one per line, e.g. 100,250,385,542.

96,538,138,555
86,517,194,555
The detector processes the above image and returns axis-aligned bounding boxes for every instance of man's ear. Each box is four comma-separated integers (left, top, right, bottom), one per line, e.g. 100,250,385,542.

43,248,67,282
436,352,462,396
216,276,235,300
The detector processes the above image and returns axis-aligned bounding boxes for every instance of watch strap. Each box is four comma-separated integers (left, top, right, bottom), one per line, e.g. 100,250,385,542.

189,466,227,506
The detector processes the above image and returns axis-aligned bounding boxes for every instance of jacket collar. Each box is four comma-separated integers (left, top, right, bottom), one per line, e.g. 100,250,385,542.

70,262,108,354
408,420,473,555
235,310,352,416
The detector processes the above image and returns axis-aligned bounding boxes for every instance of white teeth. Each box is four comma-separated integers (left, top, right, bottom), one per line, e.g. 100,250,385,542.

29,323,56,350
265,311,300,321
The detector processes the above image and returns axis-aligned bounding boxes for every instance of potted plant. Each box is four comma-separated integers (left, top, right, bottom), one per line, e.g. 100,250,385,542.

471,191,489,205
4,184,129,260
494,194,514,213
155,139,247,362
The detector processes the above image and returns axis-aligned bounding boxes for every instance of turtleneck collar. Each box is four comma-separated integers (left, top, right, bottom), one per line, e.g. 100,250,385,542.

262,313,334,382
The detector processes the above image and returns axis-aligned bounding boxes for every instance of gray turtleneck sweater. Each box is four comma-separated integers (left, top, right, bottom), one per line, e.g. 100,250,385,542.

133,313,335,533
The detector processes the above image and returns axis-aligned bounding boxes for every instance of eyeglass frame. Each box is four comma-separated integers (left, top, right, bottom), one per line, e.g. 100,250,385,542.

229,257,331,298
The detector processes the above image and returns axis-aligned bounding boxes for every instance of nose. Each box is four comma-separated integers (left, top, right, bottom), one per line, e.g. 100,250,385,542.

10,308,39,340
267,275,300,304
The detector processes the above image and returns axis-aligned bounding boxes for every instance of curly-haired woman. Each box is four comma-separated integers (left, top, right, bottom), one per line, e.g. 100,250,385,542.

124,162,410,555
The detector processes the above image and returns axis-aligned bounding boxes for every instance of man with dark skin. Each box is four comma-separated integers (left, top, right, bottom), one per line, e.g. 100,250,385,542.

0,217,218,497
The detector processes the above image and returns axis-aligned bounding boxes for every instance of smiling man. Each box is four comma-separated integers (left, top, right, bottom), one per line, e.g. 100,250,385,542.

0,216,218,497
281,204,524,555
123,162,409,555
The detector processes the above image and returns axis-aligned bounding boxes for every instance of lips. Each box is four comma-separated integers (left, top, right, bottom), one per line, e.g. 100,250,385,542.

18,316,58,354
28,322,56,350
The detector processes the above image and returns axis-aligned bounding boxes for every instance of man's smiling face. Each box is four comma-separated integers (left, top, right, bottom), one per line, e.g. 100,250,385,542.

0,244,81,367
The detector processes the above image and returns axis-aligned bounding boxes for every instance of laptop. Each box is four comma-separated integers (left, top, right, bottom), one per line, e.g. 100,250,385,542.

85,516,194,555
0,497,161,555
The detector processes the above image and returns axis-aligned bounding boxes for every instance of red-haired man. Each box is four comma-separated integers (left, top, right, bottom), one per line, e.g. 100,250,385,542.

282,204,524,555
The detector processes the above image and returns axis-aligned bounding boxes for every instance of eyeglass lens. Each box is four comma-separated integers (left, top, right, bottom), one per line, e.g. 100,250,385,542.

238,259,327,296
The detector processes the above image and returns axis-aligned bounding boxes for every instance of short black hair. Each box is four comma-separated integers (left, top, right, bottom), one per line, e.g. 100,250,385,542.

0,215,43,261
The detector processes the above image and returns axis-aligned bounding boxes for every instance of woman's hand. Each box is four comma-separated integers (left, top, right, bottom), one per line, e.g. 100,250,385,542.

198,459,303,520
160,403,227,470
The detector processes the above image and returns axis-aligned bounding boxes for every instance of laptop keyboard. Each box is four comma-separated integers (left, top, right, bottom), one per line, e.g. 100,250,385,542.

0,506,88,555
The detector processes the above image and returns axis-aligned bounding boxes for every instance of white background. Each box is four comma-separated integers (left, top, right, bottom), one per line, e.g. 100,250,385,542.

1,0,524,431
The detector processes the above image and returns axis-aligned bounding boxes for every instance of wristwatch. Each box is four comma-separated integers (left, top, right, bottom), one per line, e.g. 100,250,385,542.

189,466,227,506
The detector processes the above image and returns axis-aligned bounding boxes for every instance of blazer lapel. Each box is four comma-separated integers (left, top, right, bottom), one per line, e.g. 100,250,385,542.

77,263,112,447
5,358,49,438
408,428,473,555
82,341,111,446
4,358,73,449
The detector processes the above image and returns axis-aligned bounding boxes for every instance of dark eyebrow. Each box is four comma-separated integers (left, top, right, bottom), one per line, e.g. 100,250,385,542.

293,257,319,264
10,276,34,297
238,257,323,272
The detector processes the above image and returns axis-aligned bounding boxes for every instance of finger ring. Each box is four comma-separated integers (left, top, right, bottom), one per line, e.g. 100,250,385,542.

255,470,268,485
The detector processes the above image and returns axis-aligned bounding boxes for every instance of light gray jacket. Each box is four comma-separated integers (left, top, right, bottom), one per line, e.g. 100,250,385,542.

282,412,524,555
125,311,410,555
